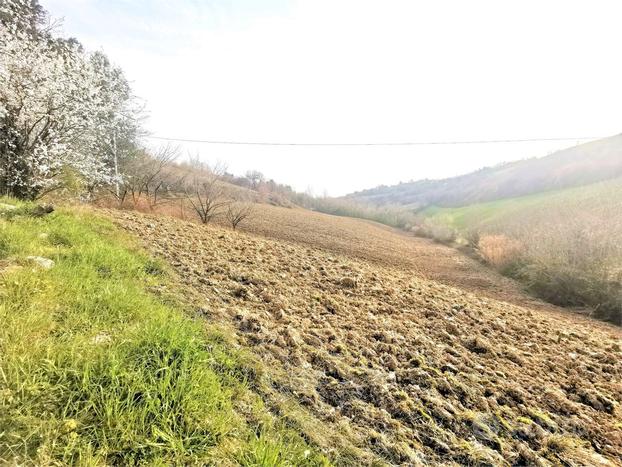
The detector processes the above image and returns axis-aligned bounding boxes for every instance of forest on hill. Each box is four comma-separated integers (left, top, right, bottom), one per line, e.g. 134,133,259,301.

347,134,622,208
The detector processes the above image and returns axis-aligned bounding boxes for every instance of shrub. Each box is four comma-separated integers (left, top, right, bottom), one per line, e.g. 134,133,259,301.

416,220,457,244
475,220,622,325
517,261,622,325
463,229,480,249
303,197,419,230
477,235,523,271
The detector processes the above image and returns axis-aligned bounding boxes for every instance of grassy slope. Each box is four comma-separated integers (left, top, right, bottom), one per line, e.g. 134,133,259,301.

0,200,328,466
421,176,622,231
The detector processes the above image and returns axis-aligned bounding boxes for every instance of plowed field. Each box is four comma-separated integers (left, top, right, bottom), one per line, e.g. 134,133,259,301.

109,208,621,466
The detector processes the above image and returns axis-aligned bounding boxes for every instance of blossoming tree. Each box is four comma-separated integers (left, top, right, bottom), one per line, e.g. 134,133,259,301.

0,0,141,199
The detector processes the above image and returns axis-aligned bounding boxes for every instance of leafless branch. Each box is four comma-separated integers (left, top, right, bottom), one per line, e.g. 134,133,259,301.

184,162,228,224
225,200,255,230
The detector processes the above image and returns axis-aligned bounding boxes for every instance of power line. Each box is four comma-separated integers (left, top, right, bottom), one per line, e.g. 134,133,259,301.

144,135,603,146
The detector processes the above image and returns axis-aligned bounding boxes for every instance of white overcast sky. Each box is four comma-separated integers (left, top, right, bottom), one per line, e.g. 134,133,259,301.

45,0,622,195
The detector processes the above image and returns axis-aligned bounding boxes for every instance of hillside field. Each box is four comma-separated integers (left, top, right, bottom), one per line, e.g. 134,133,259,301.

2,199,621,465
112,206,621,466
418,178,622,324
421,176,622,232
3,1,622,465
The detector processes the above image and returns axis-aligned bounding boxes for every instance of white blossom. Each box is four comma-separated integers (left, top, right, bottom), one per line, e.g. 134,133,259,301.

0,0,141,199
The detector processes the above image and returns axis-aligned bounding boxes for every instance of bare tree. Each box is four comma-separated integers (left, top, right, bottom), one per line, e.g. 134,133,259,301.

185,162,228,224
245,170,265,190
225,200,255,230
144,146,179,208
112,145,179,209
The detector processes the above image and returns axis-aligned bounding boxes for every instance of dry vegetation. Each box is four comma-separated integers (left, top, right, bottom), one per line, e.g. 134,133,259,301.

501,209,622,326
339,139,622,326
109,208,622,466
303,197,419,231
477,235,524,271
424,181,622,325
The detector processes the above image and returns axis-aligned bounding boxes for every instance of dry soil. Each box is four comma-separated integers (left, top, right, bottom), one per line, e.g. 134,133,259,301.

108,207,621,466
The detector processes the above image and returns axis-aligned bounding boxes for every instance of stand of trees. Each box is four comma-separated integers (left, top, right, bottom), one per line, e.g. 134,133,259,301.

0,0,141,200
0,1,399,233
0,1,256,232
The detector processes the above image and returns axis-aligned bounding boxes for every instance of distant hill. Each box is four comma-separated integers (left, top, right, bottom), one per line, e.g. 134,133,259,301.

346,134,622,208
422,175,622,231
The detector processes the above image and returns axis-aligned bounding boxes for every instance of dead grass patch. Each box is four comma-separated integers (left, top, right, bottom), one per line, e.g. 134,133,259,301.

477,234,523,271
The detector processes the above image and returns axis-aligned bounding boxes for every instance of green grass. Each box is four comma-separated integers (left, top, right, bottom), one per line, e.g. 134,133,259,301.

0,199,330,465
421,176,622,231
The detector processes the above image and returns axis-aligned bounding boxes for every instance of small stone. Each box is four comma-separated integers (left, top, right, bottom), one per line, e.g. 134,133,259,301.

32,204,54,217
26,256,55,270
0,203,16,211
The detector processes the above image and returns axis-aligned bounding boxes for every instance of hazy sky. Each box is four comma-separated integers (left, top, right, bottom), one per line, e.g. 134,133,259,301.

45,0,622,195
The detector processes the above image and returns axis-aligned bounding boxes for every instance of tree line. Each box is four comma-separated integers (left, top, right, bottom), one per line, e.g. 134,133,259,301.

0,1,259,229
1,1,412,231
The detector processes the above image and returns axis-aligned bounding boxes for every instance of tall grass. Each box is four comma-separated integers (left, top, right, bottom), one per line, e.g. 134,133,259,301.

417,179,622,325
498,212,622,324
0,199,329,465
477,235,523,271
430,190,622,325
